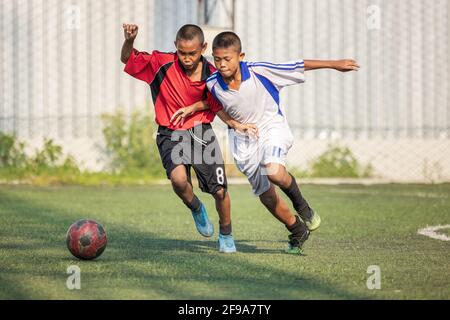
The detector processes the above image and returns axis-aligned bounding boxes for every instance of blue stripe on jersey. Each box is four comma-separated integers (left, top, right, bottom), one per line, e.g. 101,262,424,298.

216,73,229,90
211,63,251,91
248,61,304,67
240,62,251,81
248,63,304,71
271,147,282,157
254,72,283,117
206,72,218,83
249,65,303,71
206,75,217,83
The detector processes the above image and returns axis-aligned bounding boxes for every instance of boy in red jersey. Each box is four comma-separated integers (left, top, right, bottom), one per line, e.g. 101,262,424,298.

121,24,256,253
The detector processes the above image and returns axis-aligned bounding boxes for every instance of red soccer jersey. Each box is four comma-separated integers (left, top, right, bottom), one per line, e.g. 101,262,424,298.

124,49,222,130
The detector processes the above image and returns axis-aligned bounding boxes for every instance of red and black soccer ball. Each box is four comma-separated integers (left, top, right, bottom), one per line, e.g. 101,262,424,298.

66,219,107,260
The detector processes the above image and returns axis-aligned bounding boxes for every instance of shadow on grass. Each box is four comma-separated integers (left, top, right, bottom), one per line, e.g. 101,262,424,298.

0,189,368,300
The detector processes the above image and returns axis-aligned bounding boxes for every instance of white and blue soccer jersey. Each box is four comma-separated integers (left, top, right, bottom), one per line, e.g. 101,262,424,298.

206,60,305,196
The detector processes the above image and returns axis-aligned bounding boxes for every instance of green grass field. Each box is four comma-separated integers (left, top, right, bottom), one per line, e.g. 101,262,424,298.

0,184,449,299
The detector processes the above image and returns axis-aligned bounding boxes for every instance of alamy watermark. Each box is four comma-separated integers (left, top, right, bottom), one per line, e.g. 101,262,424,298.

66,265,81,290
65,5,81,30
168,123,286,176
366,265,381,290
367,5,382,30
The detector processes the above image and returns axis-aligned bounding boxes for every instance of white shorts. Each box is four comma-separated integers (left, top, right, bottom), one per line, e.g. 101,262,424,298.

229,122,294,196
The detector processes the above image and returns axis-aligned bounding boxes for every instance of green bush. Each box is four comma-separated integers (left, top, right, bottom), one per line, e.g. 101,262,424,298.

27,138,79,174
0,133,27,168
0,109,165,185
0,133,81,181
31,138,62,168
1,121,374,184
307,144,373,178
101,110,164,177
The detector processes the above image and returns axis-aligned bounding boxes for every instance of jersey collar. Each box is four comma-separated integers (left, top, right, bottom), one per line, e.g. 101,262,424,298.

216,61,251,91
177,55,212,81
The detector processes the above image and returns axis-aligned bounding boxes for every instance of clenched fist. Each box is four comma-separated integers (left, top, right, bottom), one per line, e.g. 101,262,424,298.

123,23,138,41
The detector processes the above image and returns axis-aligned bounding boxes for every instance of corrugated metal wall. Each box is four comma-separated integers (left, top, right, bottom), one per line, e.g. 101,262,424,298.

1,0,448,140
0,0,449,179
233,0,449,139
0,0,197,139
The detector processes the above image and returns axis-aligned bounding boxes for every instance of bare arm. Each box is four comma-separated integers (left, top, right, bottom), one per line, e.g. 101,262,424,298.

121,24,139,64
170,102,258,137
304,59,360,72
215,110,259,137
170,101,209,126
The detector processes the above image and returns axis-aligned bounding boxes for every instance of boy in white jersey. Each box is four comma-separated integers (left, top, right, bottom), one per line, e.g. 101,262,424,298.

172,32,359,254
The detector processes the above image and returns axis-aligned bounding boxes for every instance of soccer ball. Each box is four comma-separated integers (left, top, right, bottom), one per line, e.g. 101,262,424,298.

66,219,107,260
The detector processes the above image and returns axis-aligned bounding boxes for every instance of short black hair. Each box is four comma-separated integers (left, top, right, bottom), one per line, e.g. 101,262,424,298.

212,31,242,53
176,24,204,44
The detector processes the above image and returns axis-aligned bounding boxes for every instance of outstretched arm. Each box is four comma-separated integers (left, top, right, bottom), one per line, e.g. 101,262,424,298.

304,59,360,72
216,110,259,138
170,101,209,126
170,102,258,137
121,23,139,64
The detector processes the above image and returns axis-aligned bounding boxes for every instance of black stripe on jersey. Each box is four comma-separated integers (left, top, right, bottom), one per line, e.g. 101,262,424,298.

202,87,208,100
177,56,212,81
150,62,174,104
200,56,212,81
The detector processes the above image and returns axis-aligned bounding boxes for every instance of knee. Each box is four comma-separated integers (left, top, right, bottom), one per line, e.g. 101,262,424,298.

265,164,287,186
267,173,284,186
170,173,189,191
213,188,227,201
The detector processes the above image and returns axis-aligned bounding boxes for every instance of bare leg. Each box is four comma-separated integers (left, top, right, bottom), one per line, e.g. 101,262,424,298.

264,163,292,189
212,188,231,229
259,184,296,226
265,162,312,220
170,165,196,207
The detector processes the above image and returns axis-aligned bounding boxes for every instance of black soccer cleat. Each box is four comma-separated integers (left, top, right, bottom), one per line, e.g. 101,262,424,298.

285,216,310,255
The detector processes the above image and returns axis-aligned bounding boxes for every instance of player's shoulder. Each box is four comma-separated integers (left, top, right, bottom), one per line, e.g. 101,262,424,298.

151,50,175,56
151,50,176,64
206,71,219,88
206,71,219,82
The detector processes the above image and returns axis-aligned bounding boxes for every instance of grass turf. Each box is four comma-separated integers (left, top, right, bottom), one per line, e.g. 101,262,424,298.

0,184,449,299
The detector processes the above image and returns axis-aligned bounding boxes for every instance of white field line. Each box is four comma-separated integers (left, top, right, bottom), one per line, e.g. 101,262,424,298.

417,225,450,241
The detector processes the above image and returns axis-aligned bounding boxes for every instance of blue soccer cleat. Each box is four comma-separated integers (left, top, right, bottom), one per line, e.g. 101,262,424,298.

218,233,236,253
191,203,214,237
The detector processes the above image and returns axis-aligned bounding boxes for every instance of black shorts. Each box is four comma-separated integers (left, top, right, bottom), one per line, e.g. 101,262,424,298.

156,123,227,195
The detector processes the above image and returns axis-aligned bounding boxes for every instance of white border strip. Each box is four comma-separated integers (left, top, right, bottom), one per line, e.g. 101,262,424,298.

417,225,450,241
